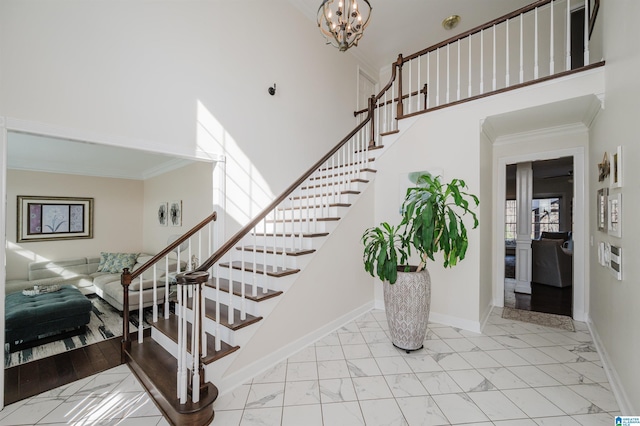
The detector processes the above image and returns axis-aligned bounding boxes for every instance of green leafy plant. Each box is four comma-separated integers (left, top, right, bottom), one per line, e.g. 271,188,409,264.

362,173,479,284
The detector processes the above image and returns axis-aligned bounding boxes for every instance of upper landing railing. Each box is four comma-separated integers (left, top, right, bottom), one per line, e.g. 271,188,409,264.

356,0,605,145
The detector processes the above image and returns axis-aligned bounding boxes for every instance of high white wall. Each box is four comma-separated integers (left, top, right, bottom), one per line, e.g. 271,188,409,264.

588,0,640,414
373,69,603,331
0,0,362,193
5,170,143,280
142,161,214,255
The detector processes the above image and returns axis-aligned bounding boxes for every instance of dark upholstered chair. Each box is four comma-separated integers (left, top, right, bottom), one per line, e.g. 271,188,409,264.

540,231,572,243
531,239,572,287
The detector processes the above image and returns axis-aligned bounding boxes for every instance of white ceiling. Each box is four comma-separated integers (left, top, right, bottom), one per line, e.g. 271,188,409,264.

7,132,195,180
293,0,533,71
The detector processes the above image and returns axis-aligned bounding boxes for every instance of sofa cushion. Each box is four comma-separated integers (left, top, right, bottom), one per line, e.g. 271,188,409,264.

28,258,89,281
97,252,139,274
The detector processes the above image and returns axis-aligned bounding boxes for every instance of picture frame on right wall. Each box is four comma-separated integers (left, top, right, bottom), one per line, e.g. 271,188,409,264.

597,187,607,232
610,145,623,188
608,193,622,238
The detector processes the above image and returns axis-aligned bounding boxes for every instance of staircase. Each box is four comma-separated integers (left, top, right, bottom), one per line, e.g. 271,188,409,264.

118,0,604,423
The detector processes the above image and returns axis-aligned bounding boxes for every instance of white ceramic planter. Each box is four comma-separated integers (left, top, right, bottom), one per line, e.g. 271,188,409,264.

383,268,431,352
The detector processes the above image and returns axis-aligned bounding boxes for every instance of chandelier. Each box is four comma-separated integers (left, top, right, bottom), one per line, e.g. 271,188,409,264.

317,0,372,52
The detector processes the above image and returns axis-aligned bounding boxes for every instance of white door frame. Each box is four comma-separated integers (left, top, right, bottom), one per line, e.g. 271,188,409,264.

494,146,587,321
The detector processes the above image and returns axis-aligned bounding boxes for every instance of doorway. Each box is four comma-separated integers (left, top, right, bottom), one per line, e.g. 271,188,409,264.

504,157,574,317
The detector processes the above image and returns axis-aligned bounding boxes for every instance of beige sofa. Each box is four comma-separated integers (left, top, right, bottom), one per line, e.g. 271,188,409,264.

6,254,185,311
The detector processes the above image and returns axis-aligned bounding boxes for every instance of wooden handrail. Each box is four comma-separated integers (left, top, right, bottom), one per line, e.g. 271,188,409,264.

403,0,552,63
196,53,404,274
130,212,217,281
354,86,428,116
197,120,370,272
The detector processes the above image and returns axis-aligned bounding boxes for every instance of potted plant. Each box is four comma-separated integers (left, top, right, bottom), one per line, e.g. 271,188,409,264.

362,173,479,352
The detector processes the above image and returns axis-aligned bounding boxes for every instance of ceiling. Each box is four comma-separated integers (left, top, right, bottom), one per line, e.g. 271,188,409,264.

7,132,196,180
293,0,533,71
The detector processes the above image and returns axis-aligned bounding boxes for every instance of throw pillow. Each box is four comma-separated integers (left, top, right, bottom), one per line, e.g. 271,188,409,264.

97,252,139,274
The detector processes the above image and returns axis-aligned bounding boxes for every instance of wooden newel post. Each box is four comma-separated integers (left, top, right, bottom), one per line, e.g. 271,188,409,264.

176,270,210,395
121,268,132,363
396,54,404,118
368,95,376,147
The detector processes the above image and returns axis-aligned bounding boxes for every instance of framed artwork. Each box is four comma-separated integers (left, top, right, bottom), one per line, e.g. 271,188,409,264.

610,146,623,188
169,200,182,226
608,193,621,238
609,244,622,280
158,202,168,226
596,187,607,232
17,196,93,242
588,0,600,39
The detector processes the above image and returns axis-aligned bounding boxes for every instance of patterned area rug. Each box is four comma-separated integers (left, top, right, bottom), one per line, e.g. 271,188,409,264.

502,307,575,331
4,295,160,368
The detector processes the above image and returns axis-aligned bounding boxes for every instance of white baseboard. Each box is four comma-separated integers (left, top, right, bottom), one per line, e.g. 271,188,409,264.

215,301,374,395
428,311,482,334
479,303,494,332
587,316,635,414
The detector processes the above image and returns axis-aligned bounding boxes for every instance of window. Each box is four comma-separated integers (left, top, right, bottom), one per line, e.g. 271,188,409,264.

504,198,561,241
531,198,560,239
505,200,517,241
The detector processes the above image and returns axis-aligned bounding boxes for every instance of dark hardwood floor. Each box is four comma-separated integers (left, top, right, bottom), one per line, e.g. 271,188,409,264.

505,255,572,317
4,337,124,406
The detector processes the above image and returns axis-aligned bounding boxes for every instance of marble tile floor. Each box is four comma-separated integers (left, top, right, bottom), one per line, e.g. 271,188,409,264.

1,308,621,425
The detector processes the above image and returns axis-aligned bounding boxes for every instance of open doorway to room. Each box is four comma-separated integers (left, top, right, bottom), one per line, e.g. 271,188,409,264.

504,156,574,317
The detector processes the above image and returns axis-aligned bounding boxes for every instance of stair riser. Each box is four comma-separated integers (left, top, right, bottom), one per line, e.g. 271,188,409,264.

283,194,357,208
218,269,299,293
232,250,313,270
202,286,280,317
309,169,374,183
265,221,338,235
251,235,328,251
300,180,368,194
276,206,348,219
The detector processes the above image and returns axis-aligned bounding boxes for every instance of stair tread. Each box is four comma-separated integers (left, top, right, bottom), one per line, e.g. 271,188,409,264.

319,158,374,172
279,202,351,211
126,339,217,423
253,231,329,238
309,169,376,180
199,298,263,330
301,179,368,190
266,217,340,223
152,315,240,364
291,190,359,200
206,276,283,301
237,245,315,257
380,130,399,136
220,261,300,277
181,297,262,330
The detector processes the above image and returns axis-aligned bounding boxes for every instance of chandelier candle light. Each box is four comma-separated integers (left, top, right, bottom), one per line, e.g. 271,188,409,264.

317,0,372,52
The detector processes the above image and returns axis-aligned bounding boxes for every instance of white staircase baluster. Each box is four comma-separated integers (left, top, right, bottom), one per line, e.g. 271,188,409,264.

506,19,511,86
215,267,221,351
417,55,422,109
228,252,234,325
550,0,555,74
480,29,484,94
427,52,431,108
252,227,258,297
534,7,539,79
436,48,440,106
152,264,158,323
176,283,184,401
566,0,571,70
138,275,143,344
493,26,497,90
457,42,461,100
164,256,170,319
468,35,472,97
583,0,589,65
408,58,413,114
520,13,524,83
262,217,268,294
446,44,450,103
